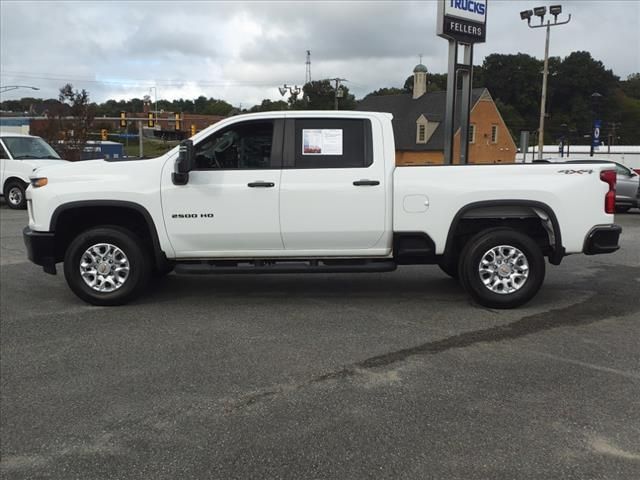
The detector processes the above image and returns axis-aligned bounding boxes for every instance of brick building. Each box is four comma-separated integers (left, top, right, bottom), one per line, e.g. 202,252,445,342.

357,63,516,165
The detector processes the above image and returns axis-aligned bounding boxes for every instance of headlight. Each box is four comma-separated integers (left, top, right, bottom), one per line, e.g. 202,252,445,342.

31,177,48,188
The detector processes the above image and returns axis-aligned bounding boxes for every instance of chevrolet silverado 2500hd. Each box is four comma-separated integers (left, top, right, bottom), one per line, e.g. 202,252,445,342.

23,111,621,308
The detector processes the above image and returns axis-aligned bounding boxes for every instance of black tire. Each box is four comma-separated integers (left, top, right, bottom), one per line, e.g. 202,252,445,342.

63,226,151,306
458,228,545,309
616,206,631,213
438,257,459,279
3,180,27,210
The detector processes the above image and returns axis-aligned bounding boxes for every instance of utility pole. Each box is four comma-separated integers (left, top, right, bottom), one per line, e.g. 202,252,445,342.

329,78,347,110
520,5,571,160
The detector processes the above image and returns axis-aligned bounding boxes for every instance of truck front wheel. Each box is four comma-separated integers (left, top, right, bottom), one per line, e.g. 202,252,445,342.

63,226,151,306
458,228,545,309
4,180,27,209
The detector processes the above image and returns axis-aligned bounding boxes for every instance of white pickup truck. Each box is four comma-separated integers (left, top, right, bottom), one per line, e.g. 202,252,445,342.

23,111,621,308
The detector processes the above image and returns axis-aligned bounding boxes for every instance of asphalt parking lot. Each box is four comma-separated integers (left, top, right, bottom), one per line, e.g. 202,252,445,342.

1,202,639,480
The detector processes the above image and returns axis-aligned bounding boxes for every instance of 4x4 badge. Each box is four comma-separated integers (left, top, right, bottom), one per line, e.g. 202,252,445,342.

557,169,593,175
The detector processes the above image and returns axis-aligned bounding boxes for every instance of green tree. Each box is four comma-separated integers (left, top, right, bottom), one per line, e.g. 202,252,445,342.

296,80,356,110
249,99,289,112
620,73,640,100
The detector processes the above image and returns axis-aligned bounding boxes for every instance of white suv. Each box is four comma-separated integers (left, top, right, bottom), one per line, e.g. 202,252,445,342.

0,132,68,209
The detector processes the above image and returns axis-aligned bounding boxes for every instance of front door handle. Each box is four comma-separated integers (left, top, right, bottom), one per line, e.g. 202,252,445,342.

353,179,380,186
248,181,275,188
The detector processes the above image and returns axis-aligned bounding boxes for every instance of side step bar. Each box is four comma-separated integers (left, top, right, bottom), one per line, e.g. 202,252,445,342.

174,260,397,275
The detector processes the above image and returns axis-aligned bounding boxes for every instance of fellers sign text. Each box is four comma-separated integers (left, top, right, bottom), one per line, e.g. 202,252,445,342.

437,0,488,44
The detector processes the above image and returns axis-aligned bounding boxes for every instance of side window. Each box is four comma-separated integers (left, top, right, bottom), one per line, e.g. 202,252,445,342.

292,118,372,169
194,120,274,170
615,164,630,176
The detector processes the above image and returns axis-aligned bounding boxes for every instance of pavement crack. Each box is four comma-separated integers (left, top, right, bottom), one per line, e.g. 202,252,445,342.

225,265,640,413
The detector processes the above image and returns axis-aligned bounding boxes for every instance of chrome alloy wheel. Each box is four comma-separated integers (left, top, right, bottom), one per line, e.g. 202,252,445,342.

79,243,130,292
8,186,23,206
478,245,529,295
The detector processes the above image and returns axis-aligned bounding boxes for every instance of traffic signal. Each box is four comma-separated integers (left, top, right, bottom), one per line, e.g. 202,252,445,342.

100,129,108,141
148,112,155,128
119,111,126,128
190,124,196,136
175,113,181,131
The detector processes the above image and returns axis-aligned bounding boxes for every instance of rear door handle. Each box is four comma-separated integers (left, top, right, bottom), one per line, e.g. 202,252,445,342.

353,180,380,186
248,181,275,188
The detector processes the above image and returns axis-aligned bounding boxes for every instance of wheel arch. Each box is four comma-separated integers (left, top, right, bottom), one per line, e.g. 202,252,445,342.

3,175,29,192
444,200,564,265
50,200,170,271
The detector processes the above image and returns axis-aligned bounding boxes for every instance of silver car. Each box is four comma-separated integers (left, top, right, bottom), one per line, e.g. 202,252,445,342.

564,160,640,213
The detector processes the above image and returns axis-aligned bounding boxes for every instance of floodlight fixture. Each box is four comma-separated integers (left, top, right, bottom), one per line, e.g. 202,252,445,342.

520,10,533,21
549,5,562,15
533,6,547,17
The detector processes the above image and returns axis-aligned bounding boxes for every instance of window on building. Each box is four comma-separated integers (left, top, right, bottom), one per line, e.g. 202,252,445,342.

468,124,476,144
194,120,274,170
491,124,498,143
417,124,426,143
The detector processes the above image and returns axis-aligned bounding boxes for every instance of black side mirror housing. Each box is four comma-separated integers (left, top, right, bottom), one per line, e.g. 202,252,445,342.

172,139,194,185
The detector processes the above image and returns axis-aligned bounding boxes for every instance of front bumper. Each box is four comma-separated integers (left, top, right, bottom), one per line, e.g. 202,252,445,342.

583,224,622,255
23,227,57,274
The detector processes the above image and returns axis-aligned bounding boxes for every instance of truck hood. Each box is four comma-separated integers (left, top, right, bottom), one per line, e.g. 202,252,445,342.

24,159,69,174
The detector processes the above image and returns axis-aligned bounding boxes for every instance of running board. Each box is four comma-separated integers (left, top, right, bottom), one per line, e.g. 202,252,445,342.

174,260,397,275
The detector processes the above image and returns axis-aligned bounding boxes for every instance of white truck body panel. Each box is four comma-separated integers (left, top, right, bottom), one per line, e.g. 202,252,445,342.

393,164,612,254
26,111,614,261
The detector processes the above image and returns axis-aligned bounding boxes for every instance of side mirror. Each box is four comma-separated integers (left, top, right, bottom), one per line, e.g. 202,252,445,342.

172,139,194,185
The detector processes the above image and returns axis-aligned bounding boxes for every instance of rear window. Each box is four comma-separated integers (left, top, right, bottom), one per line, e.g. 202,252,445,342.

293,118,372,169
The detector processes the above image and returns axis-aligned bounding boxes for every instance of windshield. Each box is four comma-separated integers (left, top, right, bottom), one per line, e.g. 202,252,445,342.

2,136,62,160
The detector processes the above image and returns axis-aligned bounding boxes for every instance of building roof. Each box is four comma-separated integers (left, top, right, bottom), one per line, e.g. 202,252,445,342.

357,88,487,151
413,63,428,73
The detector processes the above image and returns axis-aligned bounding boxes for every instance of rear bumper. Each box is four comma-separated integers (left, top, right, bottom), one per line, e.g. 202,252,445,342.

583,224,622,255
23,227,57,274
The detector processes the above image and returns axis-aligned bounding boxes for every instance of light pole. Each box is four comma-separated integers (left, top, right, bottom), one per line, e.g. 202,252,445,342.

279,84,302,104
0,85,40,94
590,91,602,157
520,5,571,160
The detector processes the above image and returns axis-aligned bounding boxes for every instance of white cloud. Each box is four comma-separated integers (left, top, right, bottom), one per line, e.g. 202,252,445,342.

1,0,638,107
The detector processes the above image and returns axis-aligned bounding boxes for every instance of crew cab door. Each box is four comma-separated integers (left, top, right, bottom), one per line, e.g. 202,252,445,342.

279,117,387,253
161,119,284,257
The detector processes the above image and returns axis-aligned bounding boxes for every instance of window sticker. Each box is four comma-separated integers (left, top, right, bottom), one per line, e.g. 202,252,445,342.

302,129,343,155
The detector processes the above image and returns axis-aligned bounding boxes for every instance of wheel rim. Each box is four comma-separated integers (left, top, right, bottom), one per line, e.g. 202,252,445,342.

8,186,23,206
478,245,529,295
79,243,130,292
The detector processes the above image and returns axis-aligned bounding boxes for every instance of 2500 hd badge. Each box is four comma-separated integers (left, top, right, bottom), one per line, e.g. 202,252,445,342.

171,213,215,218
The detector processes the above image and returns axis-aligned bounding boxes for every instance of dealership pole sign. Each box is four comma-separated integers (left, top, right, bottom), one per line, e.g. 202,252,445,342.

437,0,488,44
437,0,487,165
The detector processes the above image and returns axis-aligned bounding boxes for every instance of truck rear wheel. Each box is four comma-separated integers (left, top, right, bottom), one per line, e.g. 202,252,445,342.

63,226,151,306
458,228,545,309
